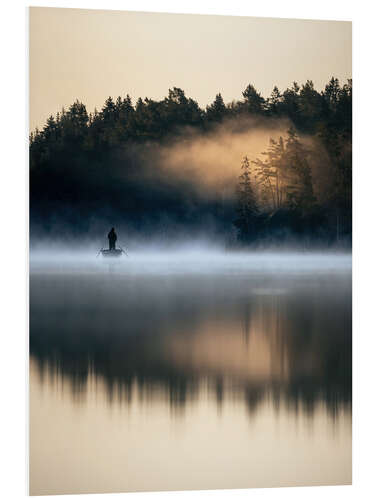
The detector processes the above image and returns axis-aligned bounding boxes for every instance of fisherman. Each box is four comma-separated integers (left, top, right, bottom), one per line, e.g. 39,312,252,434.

108,227,117,251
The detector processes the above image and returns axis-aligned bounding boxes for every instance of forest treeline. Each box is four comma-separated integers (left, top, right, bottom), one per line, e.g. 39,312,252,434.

30,78,352,246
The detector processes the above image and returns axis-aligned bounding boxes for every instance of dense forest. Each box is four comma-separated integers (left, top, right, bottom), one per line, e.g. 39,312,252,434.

30,78,352,247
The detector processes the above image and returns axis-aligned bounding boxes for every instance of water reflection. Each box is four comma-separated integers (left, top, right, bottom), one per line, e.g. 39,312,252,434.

30,271,351,418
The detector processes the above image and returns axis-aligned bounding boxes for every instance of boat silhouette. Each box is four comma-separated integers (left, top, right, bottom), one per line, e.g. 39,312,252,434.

100,249,123,257
97,246,128,258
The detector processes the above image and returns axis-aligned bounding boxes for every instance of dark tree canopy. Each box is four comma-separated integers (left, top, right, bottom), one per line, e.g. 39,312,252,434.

30,78,352,246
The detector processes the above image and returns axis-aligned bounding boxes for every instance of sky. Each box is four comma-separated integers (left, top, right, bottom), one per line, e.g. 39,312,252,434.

29,7,352,131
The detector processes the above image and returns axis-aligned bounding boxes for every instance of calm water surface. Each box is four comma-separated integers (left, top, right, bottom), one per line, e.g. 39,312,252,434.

29,253,352,495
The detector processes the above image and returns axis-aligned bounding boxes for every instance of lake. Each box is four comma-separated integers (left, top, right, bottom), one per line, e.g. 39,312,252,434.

29,252,352,495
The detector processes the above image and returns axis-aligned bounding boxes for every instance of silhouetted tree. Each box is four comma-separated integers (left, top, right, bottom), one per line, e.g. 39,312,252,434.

253,137,286,210
324,77,341,112
278,82,301,125
284,128,315,211
242,84,266,114
267,86,282,115
206,93,227,122
298,80,324,132
234,156,259,242
253,129,315,212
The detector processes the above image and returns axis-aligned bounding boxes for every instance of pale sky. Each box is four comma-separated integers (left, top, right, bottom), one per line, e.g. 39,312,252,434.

29,7,352,131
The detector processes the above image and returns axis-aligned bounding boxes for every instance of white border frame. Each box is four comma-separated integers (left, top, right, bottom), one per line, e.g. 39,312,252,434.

1,1,374,499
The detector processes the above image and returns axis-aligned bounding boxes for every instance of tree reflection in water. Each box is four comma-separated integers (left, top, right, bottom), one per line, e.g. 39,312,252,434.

30,270,351,419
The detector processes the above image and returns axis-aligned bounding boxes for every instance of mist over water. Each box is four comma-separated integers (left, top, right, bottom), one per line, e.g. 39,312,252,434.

30,248,351,494
30,245,351,273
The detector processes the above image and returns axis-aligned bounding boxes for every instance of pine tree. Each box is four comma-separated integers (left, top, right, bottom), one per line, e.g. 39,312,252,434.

242,84,265,114
234,156,259,242
284,128,315,211
206,93,227,122
253,129,315,213
267,86,282,114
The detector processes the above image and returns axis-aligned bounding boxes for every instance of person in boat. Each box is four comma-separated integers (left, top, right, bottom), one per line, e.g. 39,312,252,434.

108,227,117,251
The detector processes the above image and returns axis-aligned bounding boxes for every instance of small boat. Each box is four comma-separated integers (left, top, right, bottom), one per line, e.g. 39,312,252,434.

97,245,128,258
100,249,123,258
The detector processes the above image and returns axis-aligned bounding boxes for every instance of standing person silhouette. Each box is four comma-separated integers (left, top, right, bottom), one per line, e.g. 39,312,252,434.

108,227,117,251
